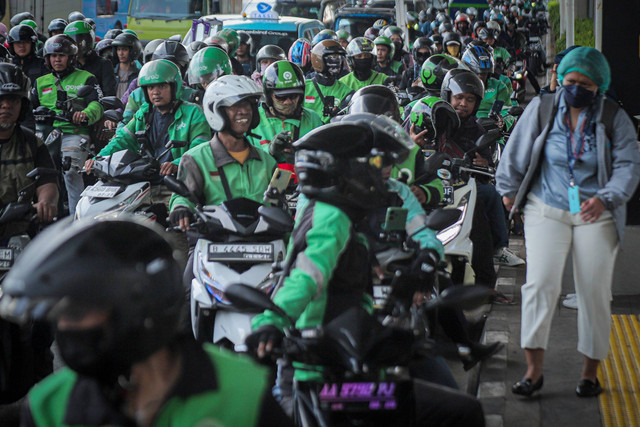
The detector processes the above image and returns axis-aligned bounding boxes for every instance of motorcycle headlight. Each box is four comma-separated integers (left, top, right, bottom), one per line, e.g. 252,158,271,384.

437,194,469,246
515,72,523,79
93,190,144,219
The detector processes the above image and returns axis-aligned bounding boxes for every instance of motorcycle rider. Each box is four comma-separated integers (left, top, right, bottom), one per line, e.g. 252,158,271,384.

64,21,116,97
383,26,412,71
251,44,287,85
336,29,351,49
248,117,486,426
287,38,313,76
122,41,195,127
169,75,277,230
339,37,390,91
304,40,354,123
32,34,103,217
0,217,294,427
47,18,67,37
249,61,323,162
186,46,232,104
235,30,254,76
443,31,463,58
111,32,142,99
374,36,402,80
8,24,48,86
87,59,210,178
398,37,432,90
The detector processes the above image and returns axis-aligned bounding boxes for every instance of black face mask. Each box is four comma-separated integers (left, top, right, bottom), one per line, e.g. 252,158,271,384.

324,56,343,77
353,58,373,79
393,41,403,58
56,326,130,385
563,84,596,109
414,51,430,66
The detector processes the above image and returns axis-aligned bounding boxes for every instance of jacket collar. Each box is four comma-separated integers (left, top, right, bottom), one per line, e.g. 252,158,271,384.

210,133,262,168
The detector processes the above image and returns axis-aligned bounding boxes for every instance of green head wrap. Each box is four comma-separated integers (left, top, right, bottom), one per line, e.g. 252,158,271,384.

557,46,611,93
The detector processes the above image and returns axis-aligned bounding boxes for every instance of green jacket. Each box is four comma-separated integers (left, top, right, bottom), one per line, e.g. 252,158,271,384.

122,84,197,128
252,199,374,381
33,70,103,135
26,340,271,427
169,135,277,212
477,77,515,124
98,101,210,165
303,79,353,123
248,104,323,158
339,71,389,91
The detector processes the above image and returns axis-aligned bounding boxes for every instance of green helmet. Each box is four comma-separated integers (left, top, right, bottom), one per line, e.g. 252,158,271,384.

420,54,466,93
216,28,240,56
123,29,138,37
64,21,95,57
336,29,351,41
409,96,460,143
262,60,305,108
187,47,232,88
382,25,403,40
20,19,38,31
138,59,183,104
373,36,395,60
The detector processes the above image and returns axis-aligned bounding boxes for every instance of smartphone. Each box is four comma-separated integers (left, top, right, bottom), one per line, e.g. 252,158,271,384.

269,168,292,194
490,100,505,116
382,207,408,232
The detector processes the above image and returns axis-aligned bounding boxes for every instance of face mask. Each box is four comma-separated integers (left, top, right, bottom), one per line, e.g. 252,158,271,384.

563,84,596,108
260,62,270,73
272,96,299,117
324,56,342,77
353,58,372,78
56,327,129,385
393,41,403,57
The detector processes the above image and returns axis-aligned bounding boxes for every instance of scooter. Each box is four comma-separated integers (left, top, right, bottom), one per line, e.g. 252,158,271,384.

164,169,294,351
74,137,186,223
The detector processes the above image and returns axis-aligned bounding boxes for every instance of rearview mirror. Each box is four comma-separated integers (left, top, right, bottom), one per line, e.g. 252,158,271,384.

76,85,93,98
100,96,125,110
104,110,123,123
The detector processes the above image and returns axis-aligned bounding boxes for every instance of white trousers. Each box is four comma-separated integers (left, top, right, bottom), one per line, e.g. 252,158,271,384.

521,194,619,360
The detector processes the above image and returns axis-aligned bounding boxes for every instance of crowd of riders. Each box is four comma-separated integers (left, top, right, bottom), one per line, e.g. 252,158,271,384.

0,1,556,425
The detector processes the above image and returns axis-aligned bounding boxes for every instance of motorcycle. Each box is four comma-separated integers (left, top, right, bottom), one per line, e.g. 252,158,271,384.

225,281,491,427
507,53,528,104
75,135,187,223
164,169,294,351
0,168,59,282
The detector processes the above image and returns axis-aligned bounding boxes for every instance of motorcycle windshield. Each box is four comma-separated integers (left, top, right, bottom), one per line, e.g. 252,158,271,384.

106,150,144,177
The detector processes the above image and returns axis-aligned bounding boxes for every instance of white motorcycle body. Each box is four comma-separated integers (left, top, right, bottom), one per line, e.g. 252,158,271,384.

75,181,152,220
189,204,288,351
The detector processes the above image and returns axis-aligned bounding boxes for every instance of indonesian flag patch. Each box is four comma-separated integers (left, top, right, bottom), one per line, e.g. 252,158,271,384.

42,87,53,95
304,96,315,103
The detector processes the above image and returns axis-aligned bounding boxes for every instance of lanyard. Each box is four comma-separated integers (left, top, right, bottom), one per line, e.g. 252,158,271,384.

564,110,592,185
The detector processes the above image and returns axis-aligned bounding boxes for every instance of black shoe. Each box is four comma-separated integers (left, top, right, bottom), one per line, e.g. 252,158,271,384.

462,342,503,371
512,376,544,396
576,378,602,397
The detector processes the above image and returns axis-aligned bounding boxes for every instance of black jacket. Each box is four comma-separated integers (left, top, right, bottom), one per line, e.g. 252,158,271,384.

77,51,116,96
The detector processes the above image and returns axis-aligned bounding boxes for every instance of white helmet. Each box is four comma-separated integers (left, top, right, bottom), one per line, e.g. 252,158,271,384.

466,7,477,16
203,75,262,133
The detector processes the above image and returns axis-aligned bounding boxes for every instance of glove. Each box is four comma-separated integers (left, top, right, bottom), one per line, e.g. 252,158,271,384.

411,249,440,289
269,131,294,163
169,207,193,225
245,325,284,362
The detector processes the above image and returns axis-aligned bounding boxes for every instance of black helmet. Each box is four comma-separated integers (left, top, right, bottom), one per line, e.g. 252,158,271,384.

152,40,190,73
47,18,68,37
345,37,376,71
7,25,38,56
440,68,485,114
143,39,164,64
104,28,123,40
95,38,116,66
443,32,462,57
67,11,86,23
237,30,254,54
262,60,305,109
0,63,31,121
347,85,401,122
420,54,466,94
461,44,494,74
10,12,34,27
0,217,183,386
112,32,143,63
294,113,413,210
411,37,433,67
0,45,10,62
186,40,207,59
409,96,460,144
43,34,78,71
310,39,345,74
256,44,286,65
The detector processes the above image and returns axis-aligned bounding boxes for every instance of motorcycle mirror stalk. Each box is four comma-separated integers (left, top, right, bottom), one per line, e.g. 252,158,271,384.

224,283,295,326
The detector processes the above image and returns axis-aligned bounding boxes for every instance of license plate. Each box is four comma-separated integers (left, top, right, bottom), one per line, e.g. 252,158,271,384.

443,186,454,205
208,243,274,262
318,381,410,412
81,185,120,198
0,248,13,261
